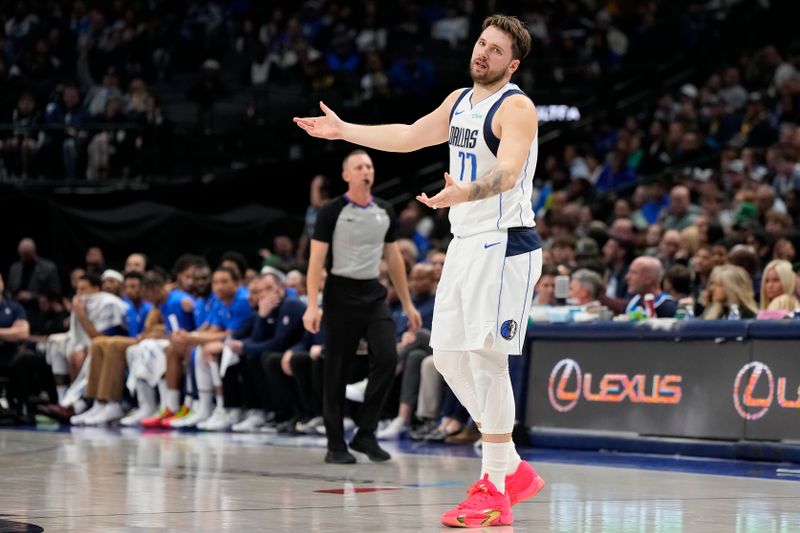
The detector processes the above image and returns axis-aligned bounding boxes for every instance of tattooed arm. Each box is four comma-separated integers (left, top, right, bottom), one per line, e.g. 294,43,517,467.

417,95,538,209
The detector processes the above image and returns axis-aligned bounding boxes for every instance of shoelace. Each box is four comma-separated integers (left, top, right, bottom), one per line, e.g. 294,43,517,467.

456,482,495,509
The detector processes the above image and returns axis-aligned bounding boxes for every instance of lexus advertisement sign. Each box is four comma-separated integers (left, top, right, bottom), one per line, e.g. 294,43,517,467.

526,340,750,440
742,341,800,440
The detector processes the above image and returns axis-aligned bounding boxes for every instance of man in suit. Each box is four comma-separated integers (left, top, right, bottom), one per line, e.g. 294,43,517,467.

8,238,60,316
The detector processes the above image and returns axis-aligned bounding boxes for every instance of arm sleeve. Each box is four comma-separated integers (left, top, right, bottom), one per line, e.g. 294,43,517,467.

311,199,340,243
227,298,254,331
12,301,27,322
378,200,398,243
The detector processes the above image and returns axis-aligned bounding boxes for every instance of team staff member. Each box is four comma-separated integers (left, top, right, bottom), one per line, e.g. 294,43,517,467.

304,150,421,464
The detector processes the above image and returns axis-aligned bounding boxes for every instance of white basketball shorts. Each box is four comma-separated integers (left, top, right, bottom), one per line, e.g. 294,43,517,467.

429,226,543,355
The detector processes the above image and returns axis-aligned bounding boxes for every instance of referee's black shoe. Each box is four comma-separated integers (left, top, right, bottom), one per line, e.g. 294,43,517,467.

325,449,357,464
349,431,391,462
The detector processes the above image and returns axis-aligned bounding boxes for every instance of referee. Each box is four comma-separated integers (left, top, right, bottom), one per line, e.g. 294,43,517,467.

304,149,421,464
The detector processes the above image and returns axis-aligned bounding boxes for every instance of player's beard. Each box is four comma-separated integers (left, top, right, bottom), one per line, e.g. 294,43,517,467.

470,59,510,86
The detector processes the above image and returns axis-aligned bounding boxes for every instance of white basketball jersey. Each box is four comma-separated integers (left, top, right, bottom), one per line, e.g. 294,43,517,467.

447,82,537,237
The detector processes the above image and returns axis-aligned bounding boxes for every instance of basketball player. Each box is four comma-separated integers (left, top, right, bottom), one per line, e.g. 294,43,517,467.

295,14,544,528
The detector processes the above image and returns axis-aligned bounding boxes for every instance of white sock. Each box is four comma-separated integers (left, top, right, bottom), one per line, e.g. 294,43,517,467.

166,389,181,412
507,446,522,475
198,390,214,415
56,385,67,402
136,380,157,413
157,379,167,409
207,361,224,407
183,394,193,408
481,441,511,494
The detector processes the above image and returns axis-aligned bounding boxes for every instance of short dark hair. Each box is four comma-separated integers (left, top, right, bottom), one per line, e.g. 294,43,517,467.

214,266,241,283
173,254,201,277
219,251,248,278
79,273,102,288
541,263,559,277
142,271,167,290
482,14,532,60
124,271,145,283
664,264,692,295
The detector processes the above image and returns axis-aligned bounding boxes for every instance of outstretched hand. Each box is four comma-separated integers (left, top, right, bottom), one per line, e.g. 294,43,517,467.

293,101,343,140
416,172,468,209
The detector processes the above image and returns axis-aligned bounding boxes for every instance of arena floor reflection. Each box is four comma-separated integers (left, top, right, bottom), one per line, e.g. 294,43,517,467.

0,428,798,532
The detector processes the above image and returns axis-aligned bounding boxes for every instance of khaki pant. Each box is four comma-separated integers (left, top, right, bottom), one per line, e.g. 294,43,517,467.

416,355,443,420
85,336,137,401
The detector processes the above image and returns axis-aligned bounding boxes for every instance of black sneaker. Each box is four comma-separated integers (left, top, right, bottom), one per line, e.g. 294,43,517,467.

409,419,438,441
325,449,357,464
349,432,391,462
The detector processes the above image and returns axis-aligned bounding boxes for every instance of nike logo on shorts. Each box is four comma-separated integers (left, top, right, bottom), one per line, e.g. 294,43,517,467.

454,110,465,115
484,241,501,249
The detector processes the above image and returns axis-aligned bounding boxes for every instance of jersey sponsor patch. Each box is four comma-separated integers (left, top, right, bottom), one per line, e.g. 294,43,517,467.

500,319,518,340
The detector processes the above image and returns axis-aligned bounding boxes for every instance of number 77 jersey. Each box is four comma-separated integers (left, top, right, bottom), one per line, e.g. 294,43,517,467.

447,82,538,238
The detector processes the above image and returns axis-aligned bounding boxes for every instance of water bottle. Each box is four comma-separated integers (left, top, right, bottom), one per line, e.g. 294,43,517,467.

728,303,741,320
644,293,656,318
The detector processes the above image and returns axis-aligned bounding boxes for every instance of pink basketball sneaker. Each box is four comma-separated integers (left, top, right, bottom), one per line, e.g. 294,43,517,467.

441,474,513,528
505,461,546,506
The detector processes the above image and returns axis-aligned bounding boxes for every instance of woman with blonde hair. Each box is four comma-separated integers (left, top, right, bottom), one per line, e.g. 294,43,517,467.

760,259,800,311
679,225,700,259
702,265,758,319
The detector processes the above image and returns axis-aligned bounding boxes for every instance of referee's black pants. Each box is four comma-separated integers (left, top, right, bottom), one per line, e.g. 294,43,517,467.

323,275,398,452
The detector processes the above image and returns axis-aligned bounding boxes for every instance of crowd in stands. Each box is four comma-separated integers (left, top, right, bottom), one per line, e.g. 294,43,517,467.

1,0,766,180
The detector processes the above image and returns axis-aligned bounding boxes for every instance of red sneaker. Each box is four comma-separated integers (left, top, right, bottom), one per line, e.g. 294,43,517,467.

440,474,512,528
140,407,174,429
505,461,545,506
160,405,191,428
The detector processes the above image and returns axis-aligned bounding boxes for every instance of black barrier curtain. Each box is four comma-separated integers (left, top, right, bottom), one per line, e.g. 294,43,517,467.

0,193,304,275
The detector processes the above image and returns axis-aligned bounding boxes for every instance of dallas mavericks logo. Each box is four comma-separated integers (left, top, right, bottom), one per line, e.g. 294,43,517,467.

500,319,518,340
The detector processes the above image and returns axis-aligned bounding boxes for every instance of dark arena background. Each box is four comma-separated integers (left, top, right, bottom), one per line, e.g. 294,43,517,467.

0,1,799,531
